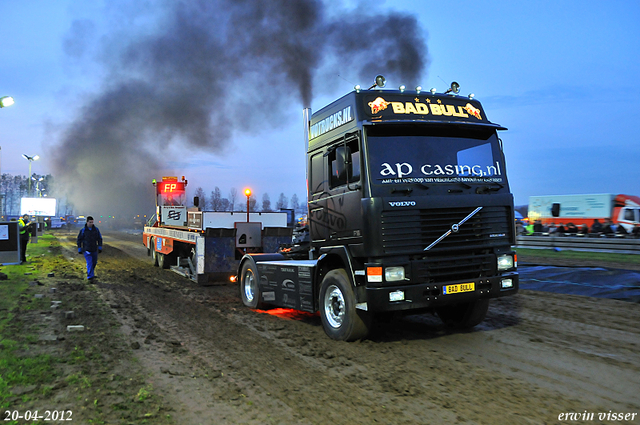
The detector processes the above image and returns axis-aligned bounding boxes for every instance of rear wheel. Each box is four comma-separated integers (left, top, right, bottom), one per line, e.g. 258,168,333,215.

240,261,265,309
436,299,489,329
150,238,159,267
158,252,173,269
319,269,371,341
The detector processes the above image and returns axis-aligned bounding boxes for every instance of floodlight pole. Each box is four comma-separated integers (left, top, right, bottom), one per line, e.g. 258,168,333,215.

23,154,39,196
245,189,252,223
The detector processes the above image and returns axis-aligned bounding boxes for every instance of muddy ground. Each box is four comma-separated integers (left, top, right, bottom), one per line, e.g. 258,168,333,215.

10,231,640,424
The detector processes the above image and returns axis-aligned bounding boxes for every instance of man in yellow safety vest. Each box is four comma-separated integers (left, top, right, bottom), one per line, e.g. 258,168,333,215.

18,214,31,264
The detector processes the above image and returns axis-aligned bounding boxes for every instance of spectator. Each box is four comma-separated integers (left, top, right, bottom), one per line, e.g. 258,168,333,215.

577,224,589,236
533,220,543,234
590,219,603,235
566,223,578,235
525,221,534,235
555,223,566,235
602,219,615,237
18,214,31,264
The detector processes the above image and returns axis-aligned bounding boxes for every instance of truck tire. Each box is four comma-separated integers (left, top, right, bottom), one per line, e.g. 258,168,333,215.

158,252,171,269
319,269,371,341
436,299,489,329
240,261,265,309
150,238,159,267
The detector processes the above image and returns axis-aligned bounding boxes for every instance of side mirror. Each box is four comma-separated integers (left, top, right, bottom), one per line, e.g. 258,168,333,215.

194,196,200,208
551,203,560,217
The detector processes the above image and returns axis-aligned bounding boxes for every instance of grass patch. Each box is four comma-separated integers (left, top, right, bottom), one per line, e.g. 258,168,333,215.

0,233,174,424
516,248,640,265
0,235,61,410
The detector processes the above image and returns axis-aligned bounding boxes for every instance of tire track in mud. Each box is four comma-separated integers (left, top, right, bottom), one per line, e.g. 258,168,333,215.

57,233,640,424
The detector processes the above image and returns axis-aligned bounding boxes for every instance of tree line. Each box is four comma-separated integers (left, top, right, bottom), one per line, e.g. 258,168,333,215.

0,173,75,217
0,173,307,219
191,186,306,215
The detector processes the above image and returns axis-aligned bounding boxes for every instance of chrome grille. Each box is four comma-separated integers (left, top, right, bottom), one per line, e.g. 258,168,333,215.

380,206,511,255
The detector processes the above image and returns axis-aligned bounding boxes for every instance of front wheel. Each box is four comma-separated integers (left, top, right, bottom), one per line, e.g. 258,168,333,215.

436,299,489,329
319,269,371,341
240,261,265,309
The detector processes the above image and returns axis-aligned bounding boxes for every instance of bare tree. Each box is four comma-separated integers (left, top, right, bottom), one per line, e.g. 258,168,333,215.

228,187,238,212
210,187,223,211
291,193,301,214
275,192,288,210
262,193,272,212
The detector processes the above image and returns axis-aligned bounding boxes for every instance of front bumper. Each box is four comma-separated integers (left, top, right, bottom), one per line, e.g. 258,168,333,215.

364,272,518,312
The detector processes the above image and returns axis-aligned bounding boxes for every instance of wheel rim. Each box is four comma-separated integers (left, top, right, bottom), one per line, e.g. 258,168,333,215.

324,284,345,329
243,269,256,303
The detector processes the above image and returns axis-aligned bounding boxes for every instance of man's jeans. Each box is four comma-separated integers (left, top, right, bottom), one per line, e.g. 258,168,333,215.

84,251,98,279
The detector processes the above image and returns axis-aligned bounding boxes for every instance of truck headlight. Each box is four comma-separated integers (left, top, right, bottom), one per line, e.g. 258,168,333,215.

497,254,514,271
385,266,405,282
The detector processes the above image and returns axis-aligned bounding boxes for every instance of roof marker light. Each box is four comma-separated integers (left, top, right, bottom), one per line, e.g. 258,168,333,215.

415,86,422,94
354,84,361,93
399,85,405,92
468,93,475,99
430,88,436,95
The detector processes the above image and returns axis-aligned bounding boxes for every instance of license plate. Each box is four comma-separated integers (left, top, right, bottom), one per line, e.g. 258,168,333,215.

443,282,475,295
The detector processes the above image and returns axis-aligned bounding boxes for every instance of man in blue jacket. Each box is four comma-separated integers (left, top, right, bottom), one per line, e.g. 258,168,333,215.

77,216,103,281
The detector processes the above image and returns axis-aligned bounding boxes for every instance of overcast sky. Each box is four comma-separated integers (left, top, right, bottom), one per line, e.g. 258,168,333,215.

1,0,639,211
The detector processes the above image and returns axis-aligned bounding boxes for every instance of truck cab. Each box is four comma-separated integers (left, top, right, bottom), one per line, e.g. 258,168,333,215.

239,81,519,340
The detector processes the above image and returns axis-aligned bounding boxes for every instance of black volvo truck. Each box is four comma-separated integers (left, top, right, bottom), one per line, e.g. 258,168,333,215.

239,78,519,341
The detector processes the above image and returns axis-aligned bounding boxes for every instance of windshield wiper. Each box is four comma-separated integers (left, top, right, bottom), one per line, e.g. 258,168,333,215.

391,188,414,195
475,181,504,194
448,181,471,193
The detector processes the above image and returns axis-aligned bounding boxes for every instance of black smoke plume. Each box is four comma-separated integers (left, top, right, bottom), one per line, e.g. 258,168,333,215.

51,0,428,221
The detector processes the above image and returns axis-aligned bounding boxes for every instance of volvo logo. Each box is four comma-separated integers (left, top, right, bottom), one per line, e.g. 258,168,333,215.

451,224,460,233
389,201,416,207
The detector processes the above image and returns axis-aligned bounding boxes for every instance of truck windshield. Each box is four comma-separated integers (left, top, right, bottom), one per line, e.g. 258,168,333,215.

159,192,186,206
366,126,505,186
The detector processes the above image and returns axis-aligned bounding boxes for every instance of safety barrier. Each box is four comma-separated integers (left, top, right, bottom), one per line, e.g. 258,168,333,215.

516,235,640,254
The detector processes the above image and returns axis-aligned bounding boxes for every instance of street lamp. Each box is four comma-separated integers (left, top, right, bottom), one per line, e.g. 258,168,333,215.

23,154,40,196
244,188,252,222
0,96,14,108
